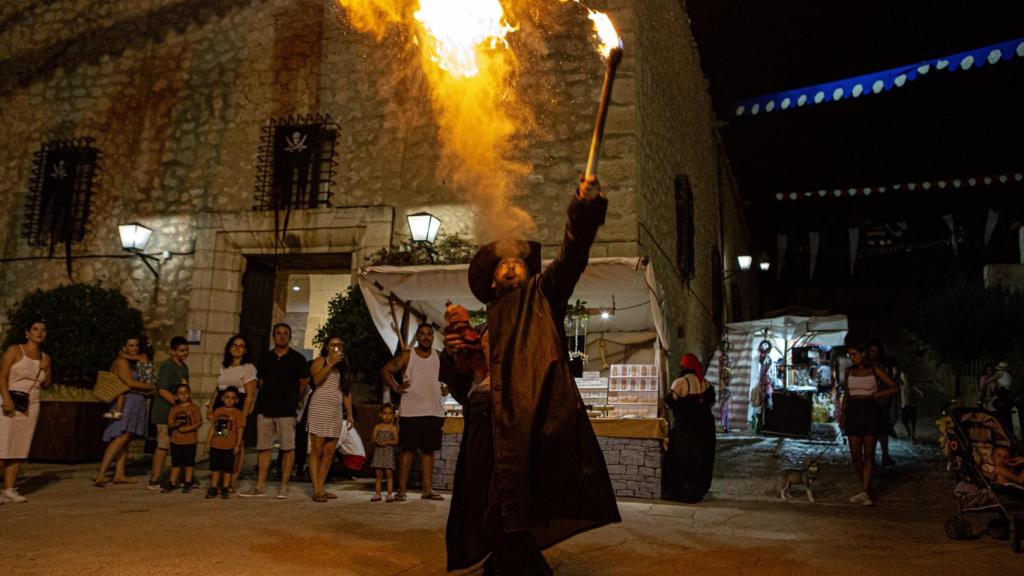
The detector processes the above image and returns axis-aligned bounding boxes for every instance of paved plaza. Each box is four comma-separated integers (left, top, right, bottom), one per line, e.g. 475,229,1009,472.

2,435,1020,575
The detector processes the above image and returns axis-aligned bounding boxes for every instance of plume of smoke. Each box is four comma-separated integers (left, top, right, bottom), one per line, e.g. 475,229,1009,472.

337,0,535,242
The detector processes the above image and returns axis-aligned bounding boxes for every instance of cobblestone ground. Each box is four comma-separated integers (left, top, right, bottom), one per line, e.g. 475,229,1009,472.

1,433,1020,575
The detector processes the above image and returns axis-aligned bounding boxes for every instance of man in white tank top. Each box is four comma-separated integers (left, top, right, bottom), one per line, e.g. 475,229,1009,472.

380,324,448,501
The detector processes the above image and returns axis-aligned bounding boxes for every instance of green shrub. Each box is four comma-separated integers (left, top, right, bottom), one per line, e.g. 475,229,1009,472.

313,285,391,402
3,283,145,387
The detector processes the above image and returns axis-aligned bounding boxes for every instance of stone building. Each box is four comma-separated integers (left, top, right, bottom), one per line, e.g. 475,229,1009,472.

0,0,753,431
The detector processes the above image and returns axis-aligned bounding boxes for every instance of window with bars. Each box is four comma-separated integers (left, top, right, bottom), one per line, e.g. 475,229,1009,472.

674,174,695,279
22,138,99,248
254,114,339,210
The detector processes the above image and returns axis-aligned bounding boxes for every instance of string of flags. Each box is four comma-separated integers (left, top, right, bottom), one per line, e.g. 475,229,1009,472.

774,171,1023,202
735,36,1024,117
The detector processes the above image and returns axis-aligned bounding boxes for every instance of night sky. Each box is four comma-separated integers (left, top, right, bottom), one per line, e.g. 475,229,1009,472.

686,0,1024,202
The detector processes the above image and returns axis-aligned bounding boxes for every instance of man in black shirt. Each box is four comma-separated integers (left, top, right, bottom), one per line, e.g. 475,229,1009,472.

239,323,309,499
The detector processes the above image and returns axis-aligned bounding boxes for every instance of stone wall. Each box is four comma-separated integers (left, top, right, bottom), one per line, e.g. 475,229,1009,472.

632,0,755,366
432,432,662,500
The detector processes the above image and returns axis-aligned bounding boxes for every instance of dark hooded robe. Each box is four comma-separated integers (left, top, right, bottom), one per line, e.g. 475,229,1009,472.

445,191,621,573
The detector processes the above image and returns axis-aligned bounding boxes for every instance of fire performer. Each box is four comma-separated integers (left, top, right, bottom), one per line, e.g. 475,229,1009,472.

442,176,620,575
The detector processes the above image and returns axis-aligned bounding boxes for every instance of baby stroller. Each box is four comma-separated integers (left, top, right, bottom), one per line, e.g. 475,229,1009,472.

941,407,1024,553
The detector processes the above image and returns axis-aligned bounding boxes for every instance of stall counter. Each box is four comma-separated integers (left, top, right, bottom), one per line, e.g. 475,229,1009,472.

433,416,667,499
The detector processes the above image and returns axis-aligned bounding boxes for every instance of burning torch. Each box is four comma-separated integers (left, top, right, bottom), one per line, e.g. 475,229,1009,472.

584,9,624,183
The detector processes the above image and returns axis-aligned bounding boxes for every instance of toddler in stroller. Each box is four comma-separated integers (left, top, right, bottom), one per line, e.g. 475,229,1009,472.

942,407,1024,553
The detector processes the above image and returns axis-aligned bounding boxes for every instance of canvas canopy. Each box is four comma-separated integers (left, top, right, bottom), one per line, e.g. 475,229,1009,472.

358,257,666,353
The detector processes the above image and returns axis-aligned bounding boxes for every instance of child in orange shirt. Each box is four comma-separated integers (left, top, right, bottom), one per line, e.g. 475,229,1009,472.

165,383,202,493
206,386,246,498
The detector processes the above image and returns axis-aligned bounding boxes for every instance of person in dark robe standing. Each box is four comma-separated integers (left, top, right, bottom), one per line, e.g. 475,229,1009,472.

442,177,620,575
662,353,716,503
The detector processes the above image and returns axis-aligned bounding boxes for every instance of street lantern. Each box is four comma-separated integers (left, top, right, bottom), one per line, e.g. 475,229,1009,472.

736,255,753,271
406,212,442,244
118,222,159,277
759,261,771,272
118,223,153,251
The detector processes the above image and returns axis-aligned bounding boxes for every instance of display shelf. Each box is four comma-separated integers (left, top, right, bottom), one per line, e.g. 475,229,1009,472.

608,364,659,417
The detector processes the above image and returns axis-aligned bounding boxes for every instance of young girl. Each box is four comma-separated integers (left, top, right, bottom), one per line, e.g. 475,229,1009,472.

102,340,155,420
370,404,399,502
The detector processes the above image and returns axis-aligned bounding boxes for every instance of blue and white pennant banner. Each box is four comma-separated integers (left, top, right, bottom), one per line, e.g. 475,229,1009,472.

736,37,1024,117
775,171,1024,201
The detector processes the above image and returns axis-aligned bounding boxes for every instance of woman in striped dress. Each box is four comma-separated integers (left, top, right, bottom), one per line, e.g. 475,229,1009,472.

307,336,353,502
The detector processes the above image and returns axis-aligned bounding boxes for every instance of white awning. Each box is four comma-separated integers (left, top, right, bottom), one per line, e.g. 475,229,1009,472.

358,257,665,352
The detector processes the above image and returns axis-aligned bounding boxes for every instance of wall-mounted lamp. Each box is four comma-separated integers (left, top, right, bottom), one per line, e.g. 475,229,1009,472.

736,255,753,271
406,211,442,263
759,261,771,272
406,211,442,244
118,222,164,277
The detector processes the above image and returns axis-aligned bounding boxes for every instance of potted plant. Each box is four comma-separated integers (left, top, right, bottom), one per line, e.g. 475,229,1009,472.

4,283,145,461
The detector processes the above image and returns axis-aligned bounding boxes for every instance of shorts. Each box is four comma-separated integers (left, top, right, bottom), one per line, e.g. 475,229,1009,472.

256,415,296,451
399,416,443,453
209,447,235,473
155,424,170,451
170,443,197,468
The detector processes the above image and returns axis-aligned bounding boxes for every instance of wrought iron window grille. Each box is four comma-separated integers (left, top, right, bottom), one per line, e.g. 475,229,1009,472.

23,137,99,250
253,114,339,211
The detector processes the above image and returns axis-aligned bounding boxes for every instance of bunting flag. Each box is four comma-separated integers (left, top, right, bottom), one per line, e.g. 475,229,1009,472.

735,36,1024,117
776,233,787,279
774,171,1023,201
984,209,999,246
942,214,958,255
848,228,859,275
808,231,820,279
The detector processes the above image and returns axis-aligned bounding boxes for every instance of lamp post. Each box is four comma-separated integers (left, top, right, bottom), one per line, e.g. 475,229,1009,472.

118,222,160,277
406,211,442,262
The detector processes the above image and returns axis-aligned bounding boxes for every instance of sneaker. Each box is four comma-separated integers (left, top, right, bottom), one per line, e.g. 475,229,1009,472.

219,487,230,499
276,486,289,500
849,491,875,505
161,483,178,494
2,488,26,503
146,480,162,491
182,482,194,494
205,487,218,499
237,488,267,498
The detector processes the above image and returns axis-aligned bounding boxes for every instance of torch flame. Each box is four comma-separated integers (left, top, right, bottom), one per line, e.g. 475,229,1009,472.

586,8,622,58
413,0,515,78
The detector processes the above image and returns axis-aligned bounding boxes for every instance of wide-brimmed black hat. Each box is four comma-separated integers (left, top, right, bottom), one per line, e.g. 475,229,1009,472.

468,239,542,303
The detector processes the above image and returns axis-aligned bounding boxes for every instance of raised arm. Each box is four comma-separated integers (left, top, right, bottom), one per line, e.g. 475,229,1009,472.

540,177,608,311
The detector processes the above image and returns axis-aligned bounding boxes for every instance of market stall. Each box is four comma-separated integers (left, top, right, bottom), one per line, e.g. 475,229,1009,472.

358,257,670,499
705,314,848,436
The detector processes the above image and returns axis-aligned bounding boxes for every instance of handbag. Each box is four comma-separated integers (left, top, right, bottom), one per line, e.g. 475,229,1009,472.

7,391,30,414
336,420,366,471
93,370,129,403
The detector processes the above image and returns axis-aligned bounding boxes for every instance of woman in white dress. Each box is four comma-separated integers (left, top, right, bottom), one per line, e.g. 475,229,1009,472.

209,334,258,490
307,336,354,502
0,320,52,503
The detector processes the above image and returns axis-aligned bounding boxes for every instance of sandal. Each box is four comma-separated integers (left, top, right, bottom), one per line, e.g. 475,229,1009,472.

421,492,444,501
371,494,382,502
324,492,337,500
393,492,407,502
385,494,395,503
92,477,107,488
313,494,329,503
